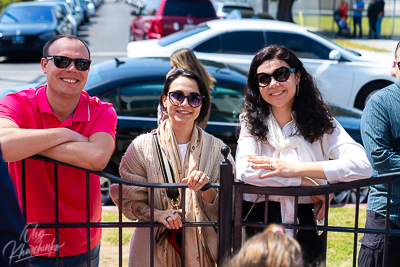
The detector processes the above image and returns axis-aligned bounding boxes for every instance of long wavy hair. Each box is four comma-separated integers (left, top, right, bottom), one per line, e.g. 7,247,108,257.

170,48,216,92
242,45,334,143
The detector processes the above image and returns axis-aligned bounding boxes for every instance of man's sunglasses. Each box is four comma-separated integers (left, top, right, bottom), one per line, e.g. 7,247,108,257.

168,91,204,108
46,55,91,71
254,66,296,87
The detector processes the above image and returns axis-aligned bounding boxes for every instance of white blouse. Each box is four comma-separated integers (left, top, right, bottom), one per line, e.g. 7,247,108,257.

236,116,373,203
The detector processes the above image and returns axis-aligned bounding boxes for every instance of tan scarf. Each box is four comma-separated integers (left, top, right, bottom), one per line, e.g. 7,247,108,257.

156,120,216,267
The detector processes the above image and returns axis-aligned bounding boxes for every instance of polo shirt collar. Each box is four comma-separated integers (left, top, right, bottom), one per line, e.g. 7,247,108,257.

36,85,90,122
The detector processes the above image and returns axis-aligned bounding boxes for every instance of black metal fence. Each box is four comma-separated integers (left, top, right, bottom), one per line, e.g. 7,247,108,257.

20,149,400,267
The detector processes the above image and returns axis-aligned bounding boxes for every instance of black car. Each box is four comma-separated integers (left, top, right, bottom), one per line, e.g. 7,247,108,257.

0,2,73,58
74,57,363,205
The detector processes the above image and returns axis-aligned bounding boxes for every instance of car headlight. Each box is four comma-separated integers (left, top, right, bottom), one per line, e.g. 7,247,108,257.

39,31,56,41
87,3,95,9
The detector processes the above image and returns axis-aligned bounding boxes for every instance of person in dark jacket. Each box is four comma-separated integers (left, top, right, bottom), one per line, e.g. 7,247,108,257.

0,146,30,266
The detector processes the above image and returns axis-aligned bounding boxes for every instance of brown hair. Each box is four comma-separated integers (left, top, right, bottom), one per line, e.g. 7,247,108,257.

222,224,304,267
43,34,90,59
170,48,216,92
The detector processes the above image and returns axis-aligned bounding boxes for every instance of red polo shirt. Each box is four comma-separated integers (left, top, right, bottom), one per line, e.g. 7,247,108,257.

0,85,117,257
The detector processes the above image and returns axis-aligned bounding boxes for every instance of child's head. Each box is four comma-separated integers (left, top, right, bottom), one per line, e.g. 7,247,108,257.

223,224,303,267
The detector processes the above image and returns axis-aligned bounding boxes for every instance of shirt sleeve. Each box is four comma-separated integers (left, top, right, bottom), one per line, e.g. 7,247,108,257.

90,105,117,140
0,94,30,128
321,118,372,183
236,117,302,187
361,95,400,174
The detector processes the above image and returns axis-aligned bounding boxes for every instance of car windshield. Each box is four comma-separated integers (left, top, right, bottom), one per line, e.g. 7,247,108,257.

221,5,253,13
163,0,215,17
0,6,54,23
312,31,361,56
158,24,209,46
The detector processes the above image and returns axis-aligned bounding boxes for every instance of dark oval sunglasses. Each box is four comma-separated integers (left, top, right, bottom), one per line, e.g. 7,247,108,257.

46,55,91,71
168,91,204,108
254,66,296,87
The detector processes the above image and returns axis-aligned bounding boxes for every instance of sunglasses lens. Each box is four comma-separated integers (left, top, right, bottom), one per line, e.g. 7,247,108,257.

257,74,271,87
169,92,184,105
75,59,91,71
188,94,203,107
274,67,291,82
54,56,72,68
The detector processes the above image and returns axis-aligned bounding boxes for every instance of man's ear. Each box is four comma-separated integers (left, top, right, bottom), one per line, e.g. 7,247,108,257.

41,58,48,74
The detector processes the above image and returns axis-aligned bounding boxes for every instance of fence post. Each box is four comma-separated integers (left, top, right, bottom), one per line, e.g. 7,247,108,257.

218,145,234,265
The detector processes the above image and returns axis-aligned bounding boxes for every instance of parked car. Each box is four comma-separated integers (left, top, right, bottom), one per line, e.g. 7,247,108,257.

126,19,396,110
129,0,218,41
0,2,73,58
0,57,367,205
212,1,254,18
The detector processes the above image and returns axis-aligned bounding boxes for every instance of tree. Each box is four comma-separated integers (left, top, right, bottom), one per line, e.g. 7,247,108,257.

275,0,296,23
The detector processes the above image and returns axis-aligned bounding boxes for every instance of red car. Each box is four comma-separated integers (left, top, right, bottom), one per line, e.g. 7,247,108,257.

129,0,218,41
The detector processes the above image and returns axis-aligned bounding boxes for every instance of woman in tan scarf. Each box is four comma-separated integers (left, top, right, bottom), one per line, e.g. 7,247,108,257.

110,69,235,267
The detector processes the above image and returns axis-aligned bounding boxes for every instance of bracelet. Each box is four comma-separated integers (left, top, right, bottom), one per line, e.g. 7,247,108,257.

200,181,212,192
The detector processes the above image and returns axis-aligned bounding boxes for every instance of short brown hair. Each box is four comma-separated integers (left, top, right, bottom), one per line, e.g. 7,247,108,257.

43,34,90,59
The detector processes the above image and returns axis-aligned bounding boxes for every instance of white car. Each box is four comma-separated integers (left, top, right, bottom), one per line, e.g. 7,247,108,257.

126,19,396,109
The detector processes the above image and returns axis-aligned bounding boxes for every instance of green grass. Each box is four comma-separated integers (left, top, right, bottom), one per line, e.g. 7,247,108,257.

327,206,366,267
293,14,400,38
102,207,367,266
101,212,135,245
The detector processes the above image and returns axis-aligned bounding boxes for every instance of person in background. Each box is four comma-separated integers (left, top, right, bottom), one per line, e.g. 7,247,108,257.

358,41,400,267
352,0,365,38
158,48,215,130
236,45,372,266
110,69,235,267
375,0,385,38
222,224,303,267
367,0,379,39
339,0,349,22
0,34,117,266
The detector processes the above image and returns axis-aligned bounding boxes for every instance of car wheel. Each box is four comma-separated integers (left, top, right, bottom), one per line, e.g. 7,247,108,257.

332,186,369,205
355,81,391,109
100,176,113,205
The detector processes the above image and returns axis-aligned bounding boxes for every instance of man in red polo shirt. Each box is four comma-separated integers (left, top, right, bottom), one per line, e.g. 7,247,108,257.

0,35,117,266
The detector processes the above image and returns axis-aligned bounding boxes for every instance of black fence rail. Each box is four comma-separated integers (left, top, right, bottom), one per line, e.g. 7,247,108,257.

20,149,400,267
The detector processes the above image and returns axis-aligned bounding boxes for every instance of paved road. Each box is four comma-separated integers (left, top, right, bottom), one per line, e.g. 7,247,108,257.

0,1,133,93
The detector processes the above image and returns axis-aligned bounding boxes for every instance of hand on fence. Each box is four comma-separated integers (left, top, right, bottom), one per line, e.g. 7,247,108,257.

248,156,297,178
183,170,211,192
155,208,183,230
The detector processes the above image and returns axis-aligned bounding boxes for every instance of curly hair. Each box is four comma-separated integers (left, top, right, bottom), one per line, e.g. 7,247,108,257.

222,224,304,267
159,68,210,124
242,45,334,143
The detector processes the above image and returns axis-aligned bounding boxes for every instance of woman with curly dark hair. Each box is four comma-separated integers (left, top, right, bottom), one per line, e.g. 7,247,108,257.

236,45,372,266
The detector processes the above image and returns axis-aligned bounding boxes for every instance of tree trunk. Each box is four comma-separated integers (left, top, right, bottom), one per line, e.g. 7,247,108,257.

276,0,296,23
263,0,269,12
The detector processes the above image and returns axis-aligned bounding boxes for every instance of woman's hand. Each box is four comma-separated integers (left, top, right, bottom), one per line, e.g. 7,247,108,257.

310,194,334,221
154,208,183,230
248,156,297,178
182,170,210,192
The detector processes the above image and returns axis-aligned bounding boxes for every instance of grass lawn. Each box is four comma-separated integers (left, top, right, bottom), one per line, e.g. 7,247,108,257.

102,206,367,266
293,14,400,38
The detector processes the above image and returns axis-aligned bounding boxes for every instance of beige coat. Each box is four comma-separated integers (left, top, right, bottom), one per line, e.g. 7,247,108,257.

110,129,235,267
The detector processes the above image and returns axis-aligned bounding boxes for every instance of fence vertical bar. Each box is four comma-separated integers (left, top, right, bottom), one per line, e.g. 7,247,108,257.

150,187,155,267
181,187,186,267
383,182,392,267
86,171,91,267
55,163,60,267
218,145,233,264
391,0,396,39
119,183,123,267
353,187,361,267
232,184,243,253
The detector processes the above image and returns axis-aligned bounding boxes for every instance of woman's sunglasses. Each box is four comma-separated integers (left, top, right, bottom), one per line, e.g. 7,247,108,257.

254,66,296,87
46,55,91,71
168,91,204,108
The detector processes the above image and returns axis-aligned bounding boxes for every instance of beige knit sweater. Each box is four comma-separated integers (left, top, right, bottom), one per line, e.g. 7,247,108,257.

110,129,235,267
